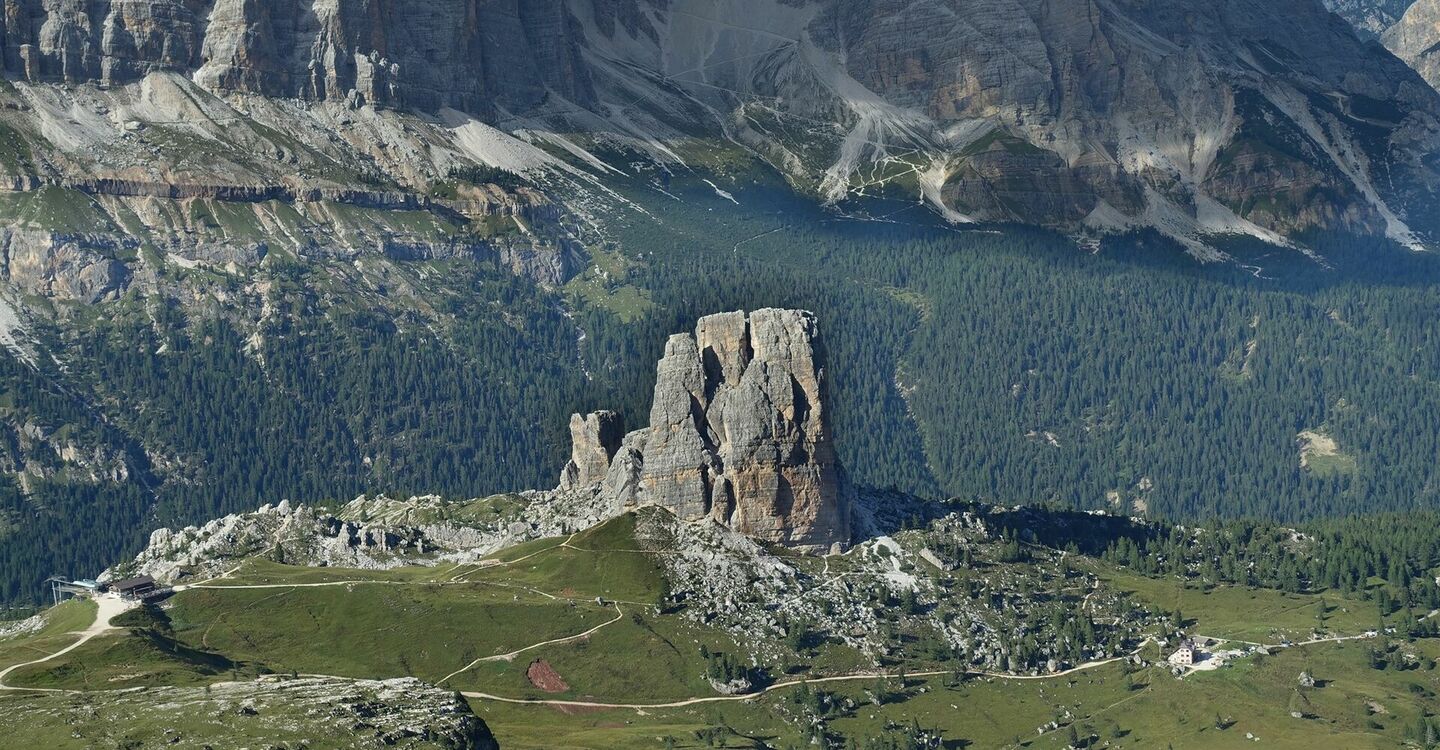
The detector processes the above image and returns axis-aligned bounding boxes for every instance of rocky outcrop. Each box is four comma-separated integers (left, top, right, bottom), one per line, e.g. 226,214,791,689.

557,410,623,490
118,491,622,585
1,228,133,303
563,309,852,553
12,675,501,749
118,498,500,584
495,238,586,289
1325,0,1417,37
1387,0,1440,90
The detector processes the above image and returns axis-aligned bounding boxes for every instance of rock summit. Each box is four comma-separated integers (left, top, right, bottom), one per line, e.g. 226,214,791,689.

559,309,852,553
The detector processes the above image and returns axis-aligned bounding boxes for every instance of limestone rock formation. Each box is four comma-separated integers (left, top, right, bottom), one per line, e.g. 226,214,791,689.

0,0,592,115
118,490,622,585
1325,0,1417,37
564,309,851,553
0,0,1435,251
1387,0,1440,90
557,410,624,490
0,228,132,304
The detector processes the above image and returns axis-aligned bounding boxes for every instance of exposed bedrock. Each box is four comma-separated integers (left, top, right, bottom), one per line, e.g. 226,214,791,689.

1387,0,1440,91
562,309,852,553
0,0,593,115
557,410,624,491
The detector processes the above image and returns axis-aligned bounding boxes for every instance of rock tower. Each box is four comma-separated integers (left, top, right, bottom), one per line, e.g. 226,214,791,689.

559,309,851,553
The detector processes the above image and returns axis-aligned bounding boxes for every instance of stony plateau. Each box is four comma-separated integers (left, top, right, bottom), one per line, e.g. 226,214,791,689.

4,674,501,749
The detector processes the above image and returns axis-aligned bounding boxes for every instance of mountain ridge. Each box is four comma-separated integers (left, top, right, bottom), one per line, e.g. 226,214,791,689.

0,0,1436,256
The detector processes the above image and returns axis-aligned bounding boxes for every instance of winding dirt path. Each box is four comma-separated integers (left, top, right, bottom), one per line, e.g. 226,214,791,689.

3,534,1393,712
437,604,626,686
460,655,1136,710
0,595,136,693
1176,631,1377,679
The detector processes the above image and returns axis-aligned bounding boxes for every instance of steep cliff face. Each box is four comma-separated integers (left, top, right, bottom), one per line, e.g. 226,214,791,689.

1325,0,1417,37
1387,0,1440,90
0,0,592,114
557,410,623,491
563,309,852,553
0,0,1436,259
198,0,593,114
633,0,1440,251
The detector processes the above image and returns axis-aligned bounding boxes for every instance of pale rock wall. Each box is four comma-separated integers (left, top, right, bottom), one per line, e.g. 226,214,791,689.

0,227,133,303
0,0,594,115
557,410,623,490
1325,0,1416,37
1,0,1435,250
1387,0,1440,90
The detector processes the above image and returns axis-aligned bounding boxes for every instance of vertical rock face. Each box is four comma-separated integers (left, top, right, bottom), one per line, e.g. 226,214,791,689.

0,0,594,114
557,410,623,490
1,0,1431,247
636,332,719,522
1325,0,1417,38
1386,0,1440,91
718,309,841,547
566,309,851,553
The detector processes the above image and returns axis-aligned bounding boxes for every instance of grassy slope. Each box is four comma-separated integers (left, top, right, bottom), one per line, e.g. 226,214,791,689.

461,609,734,701
163,584,612,684
1100,569,1376,643
0,598,96,671
0,691,370,749
465,514,667,605
0,677,491,749
6,627,233,690
477,639,1440,749
4,517,1437,748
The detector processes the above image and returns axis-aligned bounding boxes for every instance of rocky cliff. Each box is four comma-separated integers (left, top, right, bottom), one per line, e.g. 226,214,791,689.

1387,0,1440,90
0,0,591,115
687,0,1440,252
557,411,623,491
562,309,852,553
1326,0,1417,36
0,0,1434,257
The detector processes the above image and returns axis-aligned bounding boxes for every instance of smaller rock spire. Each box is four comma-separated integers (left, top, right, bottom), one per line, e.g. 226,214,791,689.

557,411,624,490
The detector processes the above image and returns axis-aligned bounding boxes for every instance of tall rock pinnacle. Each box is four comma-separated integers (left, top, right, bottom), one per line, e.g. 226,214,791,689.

557,411,624,491
560,309,851,553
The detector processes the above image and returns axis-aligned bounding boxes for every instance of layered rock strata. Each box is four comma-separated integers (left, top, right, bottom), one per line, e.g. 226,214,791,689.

0,0,1437,248
562,309,851,553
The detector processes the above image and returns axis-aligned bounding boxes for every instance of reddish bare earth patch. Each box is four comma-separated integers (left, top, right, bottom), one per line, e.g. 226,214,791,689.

554,704,608,716
526,659,570,693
